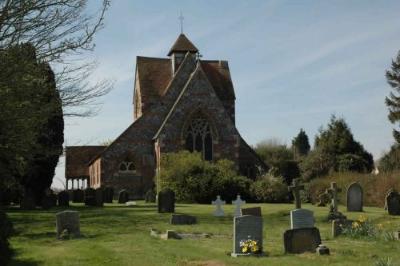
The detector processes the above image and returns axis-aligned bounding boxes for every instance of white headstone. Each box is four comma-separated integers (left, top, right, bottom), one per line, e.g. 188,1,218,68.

232,195,246,217
212,195,225,216
290,209,314,229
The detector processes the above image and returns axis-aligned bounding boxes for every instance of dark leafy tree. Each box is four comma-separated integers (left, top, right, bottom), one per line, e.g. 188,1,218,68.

379,144,400,172
292,129,310,158
385,51,400,143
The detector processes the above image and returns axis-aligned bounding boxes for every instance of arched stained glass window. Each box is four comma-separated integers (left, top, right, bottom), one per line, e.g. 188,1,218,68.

184,114,213,161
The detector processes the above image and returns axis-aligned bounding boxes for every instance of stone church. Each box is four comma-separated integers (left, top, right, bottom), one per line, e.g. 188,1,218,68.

65,34,267,198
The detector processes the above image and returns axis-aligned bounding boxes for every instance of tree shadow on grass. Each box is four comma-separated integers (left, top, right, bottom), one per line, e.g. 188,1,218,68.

10,250,41,266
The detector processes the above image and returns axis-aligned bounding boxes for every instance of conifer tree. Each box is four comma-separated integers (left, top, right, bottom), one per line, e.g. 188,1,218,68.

386,51,400,144
292,129,310,158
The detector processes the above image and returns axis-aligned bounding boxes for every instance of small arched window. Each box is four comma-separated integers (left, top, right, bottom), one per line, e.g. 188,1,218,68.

184,114,213,161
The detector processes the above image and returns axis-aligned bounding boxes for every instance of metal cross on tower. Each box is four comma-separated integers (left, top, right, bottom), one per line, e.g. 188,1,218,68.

179,12,184,34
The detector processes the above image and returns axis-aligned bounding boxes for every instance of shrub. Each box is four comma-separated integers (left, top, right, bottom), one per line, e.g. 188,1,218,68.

0,210,13,265
341,215,377,238
159,151,251,203
250,175,289,203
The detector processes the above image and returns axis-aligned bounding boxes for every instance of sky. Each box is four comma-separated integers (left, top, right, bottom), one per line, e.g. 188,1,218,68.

52,0,400,188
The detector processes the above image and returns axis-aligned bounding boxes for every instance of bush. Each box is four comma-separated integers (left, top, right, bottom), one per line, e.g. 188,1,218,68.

341,215,377,239
0,210,13,265
250,175,290,203
159,151,251,203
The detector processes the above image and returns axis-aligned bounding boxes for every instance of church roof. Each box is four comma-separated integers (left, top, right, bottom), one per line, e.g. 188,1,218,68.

167,34,199,56
136,57,235,108
65,146,106,179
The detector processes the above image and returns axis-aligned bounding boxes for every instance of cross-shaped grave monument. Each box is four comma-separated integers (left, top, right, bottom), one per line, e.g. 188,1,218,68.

288,178,304,209
232,195,245,217
325,182,346,220
211,195,225,217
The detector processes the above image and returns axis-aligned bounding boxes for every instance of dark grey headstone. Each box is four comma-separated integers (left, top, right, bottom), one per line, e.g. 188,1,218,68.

72,189,84,203
95,189,104,207
290,209,314,229
103,187,114,203
158,188,175,213
386,190,400,215
56,210,80,239
346,182,363,212
145,189,156,203
84,188,96,206
118,190,129,204
232,215,263,256
170,214,197,225
332,218,353,237
284,227,321,254
57,191,70,207
241,207,262,217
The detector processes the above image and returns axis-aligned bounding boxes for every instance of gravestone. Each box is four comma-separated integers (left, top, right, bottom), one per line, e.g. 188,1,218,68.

145,189,156,203
386,189,400,215
347,182,363,212
232,195,246,217
84,188,96,206
118,189,129,204
231,215,263,257
332,218,353,237
241,207,262,217
289,179,304,209
211,195,225,217
57,191,70,207
326,182,346,220
72,189,84,203
42,189,57,209
103,187,114,203
158,188,175,213
56,210,80,239
95,189,104,207
284,227,321,254
170,214,197,225
290,209,314,229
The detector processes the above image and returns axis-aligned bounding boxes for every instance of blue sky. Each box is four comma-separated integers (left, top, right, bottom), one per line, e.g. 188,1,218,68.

52,0,400,188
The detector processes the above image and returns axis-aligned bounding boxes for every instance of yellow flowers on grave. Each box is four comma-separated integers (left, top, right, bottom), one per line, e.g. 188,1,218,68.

239,238,260,254
352,221,360,228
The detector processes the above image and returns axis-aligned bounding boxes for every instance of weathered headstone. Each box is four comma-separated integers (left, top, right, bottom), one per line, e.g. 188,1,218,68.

145,189,156,203
326,182,346,220
386,189,400,215
211,195,225,217
56,210,80,239
84,188,96,206
158,188,175,213
332,218,353,237
289,179,304,209
118,189,129,204
72,189,84,203
231,215,263,257
284,227,321,254
346,182,363,212
57,191,70,207
241,207,262,217
170,214,197,225
103,187,114,203
232,195,246,217
290,209,314,229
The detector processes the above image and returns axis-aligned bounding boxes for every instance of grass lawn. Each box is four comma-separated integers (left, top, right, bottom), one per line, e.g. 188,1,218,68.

5,202,400,266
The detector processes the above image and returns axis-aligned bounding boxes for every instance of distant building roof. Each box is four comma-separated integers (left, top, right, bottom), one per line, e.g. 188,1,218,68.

65,146,106,179
167,34,199,56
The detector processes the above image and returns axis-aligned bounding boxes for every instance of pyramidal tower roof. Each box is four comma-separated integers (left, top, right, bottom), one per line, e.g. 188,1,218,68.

167,34,199,56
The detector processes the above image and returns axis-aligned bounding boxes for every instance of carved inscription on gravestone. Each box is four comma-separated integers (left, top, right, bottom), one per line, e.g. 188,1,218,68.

290,209,314,229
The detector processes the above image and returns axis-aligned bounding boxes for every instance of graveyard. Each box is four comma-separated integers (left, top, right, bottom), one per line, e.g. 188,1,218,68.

5,198,400,266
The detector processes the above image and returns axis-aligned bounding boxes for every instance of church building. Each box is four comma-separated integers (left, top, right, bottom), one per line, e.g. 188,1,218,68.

65,34,267,198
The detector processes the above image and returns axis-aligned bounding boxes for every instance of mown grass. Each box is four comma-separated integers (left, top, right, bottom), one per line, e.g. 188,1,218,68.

6,202,400,266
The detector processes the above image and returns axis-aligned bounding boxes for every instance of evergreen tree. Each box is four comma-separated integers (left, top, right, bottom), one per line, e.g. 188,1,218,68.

386,50,400,143
292,129,310,158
